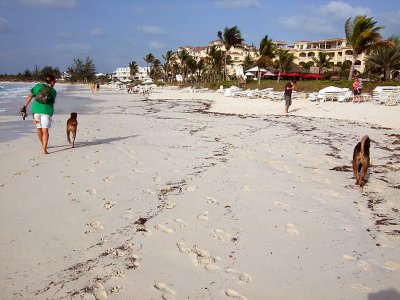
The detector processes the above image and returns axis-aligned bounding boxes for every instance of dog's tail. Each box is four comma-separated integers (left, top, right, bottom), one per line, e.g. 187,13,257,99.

360,135,370,154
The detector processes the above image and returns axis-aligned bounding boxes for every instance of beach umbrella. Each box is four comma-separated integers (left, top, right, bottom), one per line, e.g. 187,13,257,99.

261,70,275,76
246,66,268,73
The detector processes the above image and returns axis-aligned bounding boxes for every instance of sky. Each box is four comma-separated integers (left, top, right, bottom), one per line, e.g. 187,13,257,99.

0,0,399,74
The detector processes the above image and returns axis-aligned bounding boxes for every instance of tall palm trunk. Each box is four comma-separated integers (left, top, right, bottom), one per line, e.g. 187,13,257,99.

223,52,227,81
348,54,357,80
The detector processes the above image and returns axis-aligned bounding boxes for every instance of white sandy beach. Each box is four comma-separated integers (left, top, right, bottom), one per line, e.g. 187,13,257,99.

0,84,399,300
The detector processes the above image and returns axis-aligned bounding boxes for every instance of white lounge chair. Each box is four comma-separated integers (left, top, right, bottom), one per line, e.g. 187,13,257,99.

338,90,353,102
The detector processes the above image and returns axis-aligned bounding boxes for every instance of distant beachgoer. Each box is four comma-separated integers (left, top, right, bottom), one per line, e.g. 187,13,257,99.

353,78,361,103
96,83,100,93
284,80,296,113
21,75,57,154
91,82,95,93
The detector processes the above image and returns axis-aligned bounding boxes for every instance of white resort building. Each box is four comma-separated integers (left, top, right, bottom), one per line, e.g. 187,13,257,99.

112,67,150,81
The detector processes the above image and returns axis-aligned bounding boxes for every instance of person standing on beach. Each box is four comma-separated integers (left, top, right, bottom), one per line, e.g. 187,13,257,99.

96,83,100,93
21,75,57,154
284,80,296,113
91,82,95,93
353,78,361,103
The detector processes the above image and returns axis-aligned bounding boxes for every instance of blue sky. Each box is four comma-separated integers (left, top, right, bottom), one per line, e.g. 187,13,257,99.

0,0,399,74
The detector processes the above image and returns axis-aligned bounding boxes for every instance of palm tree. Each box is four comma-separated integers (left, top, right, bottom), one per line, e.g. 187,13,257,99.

242,53,254,72
162,50,175,82
143,53,155,76
129,60,139,78
150,59,164,80
177,49,190,82
257,35,276,85
273,49,294,83
345,15,385,80
259,35,276,59
217,26,244,81
312,52,332,74
206,45,224,82
366,35,400,80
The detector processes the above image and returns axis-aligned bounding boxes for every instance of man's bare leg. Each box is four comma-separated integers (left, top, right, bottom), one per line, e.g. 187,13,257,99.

37,128,49,154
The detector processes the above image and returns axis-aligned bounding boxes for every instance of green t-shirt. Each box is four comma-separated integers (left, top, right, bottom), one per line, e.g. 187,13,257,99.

30,83,57,116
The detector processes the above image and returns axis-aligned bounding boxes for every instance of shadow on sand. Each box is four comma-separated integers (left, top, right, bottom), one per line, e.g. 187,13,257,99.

368,288,400,300
48,135,139,154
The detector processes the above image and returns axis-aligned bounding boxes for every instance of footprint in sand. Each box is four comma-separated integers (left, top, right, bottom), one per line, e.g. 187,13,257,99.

225,268,252,283
197,211,209,220
163,200,176,209
154,282,176,300
102,201,116,209
92,283,108,300
103,176,114,182
174,218,187,228
144,188,156,195
87,188,97,195
186,185,197,192
112,270,127,277
328,190,340,198
109,285,124,294
384,261,400,271
176,242,220,271
286,223,299,236
242,185,250,192
155,224,174,234
153,176,161,183
351,283,371,293
206,197,219,205
212,229,231,242
225,288,248,300
273,201,290,211
358,260,373,272
86,220,104,230
86,168,95,173
71,197,82,204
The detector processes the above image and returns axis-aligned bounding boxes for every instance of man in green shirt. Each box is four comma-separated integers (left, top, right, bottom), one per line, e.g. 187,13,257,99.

21,75,57,154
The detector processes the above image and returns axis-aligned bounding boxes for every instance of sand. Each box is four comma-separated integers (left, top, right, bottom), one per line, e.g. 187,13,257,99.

0,84,399,300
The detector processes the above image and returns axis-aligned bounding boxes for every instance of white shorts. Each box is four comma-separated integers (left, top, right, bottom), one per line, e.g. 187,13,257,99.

33,114,52,129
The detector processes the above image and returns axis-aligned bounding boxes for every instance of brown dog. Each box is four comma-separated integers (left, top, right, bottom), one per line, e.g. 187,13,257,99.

67,112,78,148
352,135,370,186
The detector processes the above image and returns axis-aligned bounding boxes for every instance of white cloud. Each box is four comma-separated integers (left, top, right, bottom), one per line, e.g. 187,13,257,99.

310,1,372,19
16,0,77,9
379,10,400,25
0,17,11,32
139,25,165,35
279,15,338,37
53,43,89,52
149,41,165,49
90,27,106,36
215,0,259,8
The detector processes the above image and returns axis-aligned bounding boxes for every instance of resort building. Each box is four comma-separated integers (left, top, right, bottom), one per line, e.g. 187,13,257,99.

112,67,150,81
177,40,258,77
275,38,367,73
175,37,366,77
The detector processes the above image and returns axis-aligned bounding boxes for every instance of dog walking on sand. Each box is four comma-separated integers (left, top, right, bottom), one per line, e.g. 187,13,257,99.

66,112,78,148
352,135,370,187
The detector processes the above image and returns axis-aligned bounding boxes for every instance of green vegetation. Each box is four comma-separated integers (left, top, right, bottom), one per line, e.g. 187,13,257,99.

345,15,386,80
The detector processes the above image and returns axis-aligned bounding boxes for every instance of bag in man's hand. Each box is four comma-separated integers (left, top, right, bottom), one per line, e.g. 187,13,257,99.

35,84,52,104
